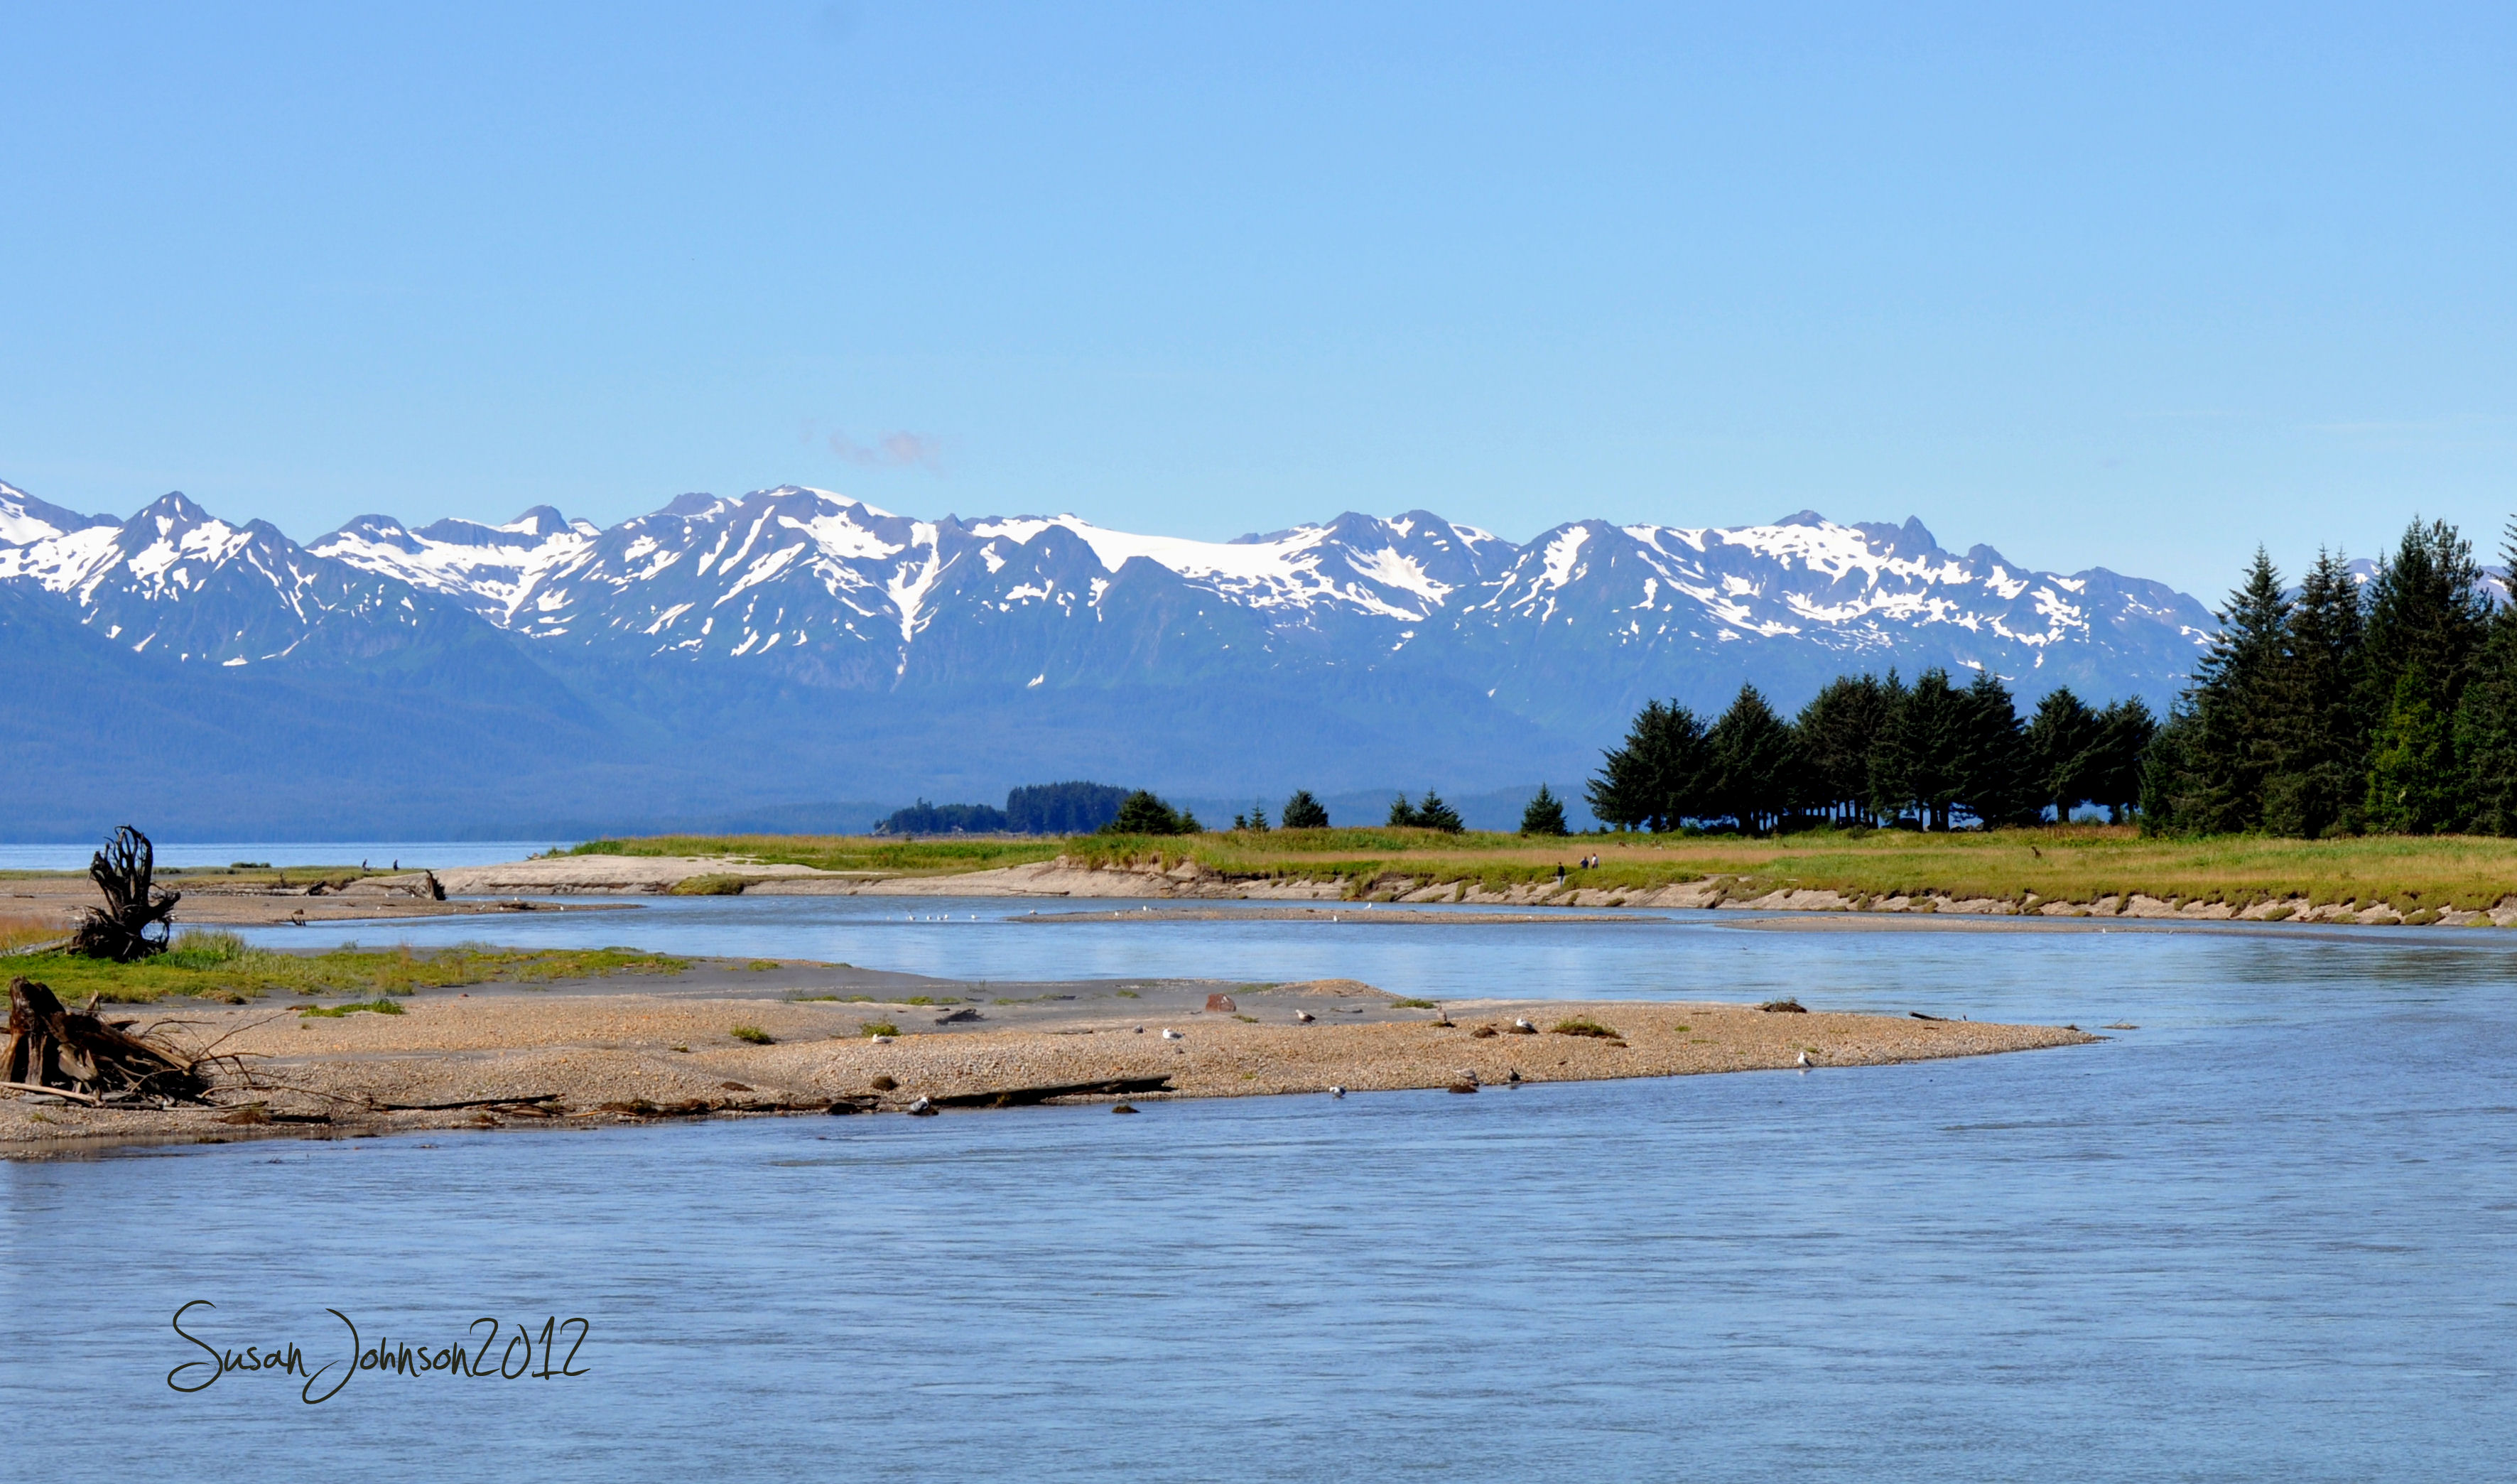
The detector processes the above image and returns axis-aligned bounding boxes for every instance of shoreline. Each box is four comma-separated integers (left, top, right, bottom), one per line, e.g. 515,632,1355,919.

12,850,2515,932
427,853,2517,930
0,979,2096,1154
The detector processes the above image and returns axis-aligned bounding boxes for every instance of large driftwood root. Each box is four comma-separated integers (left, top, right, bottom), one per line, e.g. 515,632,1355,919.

72,825,180,963
4,976,210,1105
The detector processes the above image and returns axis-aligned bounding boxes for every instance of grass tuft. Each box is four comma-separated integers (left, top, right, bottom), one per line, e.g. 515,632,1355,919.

0,913,63,955
4,942,688,1004
858,1022,900,1039
729,1024,774,1045
301,999,406,1017
1551,1018,1621,1039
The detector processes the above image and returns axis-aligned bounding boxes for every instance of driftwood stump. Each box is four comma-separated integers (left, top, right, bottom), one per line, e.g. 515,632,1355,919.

72,825,180,962
4,976,208,1105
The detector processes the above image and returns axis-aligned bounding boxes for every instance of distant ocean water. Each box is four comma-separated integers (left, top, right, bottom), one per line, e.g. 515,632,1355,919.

0,842,567,872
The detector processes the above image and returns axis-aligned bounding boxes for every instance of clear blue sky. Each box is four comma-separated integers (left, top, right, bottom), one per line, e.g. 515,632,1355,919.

3,2,2511,596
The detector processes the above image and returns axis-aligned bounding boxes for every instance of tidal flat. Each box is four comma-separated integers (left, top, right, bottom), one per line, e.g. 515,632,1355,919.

0,961,2086,1151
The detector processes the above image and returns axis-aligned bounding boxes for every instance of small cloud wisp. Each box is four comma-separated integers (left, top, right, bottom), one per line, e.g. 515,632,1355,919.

828,429,943,474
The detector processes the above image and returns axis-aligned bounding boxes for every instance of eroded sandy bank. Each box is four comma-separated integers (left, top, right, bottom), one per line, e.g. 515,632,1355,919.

431,853,2517,928
0,980,2093,1152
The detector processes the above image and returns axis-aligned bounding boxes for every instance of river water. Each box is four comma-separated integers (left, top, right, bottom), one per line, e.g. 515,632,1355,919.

9,898,2515,1480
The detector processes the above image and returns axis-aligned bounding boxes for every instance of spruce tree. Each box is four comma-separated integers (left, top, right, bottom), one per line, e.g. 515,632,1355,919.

1873,668,1967,829
2138,708,2197,835
1954,671,2030,826
2454,520,2517,834
1520,784,1571,836
2158,549,2290,833
2262,549,2367,838
2363,518,2490,711
1103,791,1191,835
1280,790,1330,829
1794,674,1893,822
2023,687,2102,823
2360,519,2489,833
1414,790,1466,833
2089,698,2157,824
2366,662,2457,833
1387,794,1422,828
1705,683,1798,834
1587,698,1709,833
1862,669,1912,825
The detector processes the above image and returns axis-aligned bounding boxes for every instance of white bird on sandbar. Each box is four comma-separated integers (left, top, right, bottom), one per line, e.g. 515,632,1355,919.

1295,1009,1316,1023
1796,1050,1816,1069
1328,1085,1346,1098
1161,1028,1184,1040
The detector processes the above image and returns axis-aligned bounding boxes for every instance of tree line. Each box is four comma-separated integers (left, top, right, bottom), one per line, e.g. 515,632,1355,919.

2145,516,2517,837
1586,668,2156,834
881,779,1133,835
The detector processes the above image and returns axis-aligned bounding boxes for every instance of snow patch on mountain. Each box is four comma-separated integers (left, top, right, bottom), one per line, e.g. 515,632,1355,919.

0,475,2222,714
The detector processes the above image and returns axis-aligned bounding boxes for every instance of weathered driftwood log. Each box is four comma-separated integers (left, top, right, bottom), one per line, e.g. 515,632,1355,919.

927,1075,1175,1110
4,976,209,1104
374,1093,564,1112
71,825,180,963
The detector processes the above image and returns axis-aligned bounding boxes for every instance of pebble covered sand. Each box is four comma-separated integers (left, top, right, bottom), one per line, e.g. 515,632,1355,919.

0,989,2094,1151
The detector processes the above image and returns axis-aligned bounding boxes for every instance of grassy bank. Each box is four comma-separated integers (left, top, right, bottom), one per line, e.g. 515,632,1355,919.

1073,825,2517,910
4,932,687,1004
567,835,1060,875
565,823,2517,912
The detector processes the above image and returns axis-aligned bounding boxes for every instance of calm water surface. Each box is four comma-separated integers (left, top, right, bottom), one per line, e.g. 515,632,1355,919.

9,905,2515,1481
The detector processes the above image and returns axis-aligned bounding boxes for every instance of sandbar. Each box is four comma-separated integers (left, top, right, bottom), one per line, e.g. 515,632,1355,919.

1,968,2094,1153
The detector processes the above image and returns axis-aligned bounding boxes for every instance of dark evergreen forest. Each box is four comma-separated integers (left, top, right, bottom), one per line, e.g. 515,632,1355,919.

1588,516,2517,838
2145,517,2517,838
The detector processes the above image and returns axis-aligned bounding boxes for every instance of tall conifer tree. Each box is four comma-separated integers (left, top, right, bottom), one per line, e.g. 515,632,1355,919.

1586,699,1709,833
2454,520,2517,834
2155,549,2290,833
1705,683,1799,835
2366,663,2458,833
2263,548,2368,838
2089,698,2157,824
1795,674,1893,823
2024,687,2103,823
1873,668,1967,830
2361,519,2489,833
1954,671,2030,826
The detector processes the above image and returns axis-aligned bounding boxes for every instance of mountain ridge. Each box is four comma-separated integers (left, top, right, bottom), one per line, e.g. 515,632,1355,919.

1,477,2219,837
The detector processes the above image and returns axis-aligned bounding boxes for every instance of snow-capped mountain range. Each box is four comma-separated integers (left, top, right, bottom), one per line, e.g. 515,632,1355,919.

0,477,2219,835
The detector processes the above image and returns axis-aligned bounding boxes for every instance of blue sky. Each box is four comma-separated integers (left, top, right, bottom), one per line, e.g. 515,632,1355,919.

1,1,2511,596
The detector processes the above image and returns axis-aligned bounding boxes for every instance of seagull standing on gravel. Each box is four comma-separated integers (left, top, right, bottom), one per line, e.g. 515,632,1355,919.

1796,1050,1816,1070
1296,1009,1316,1023
1514,1017,1536,1032
1161,1028,1184,1040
